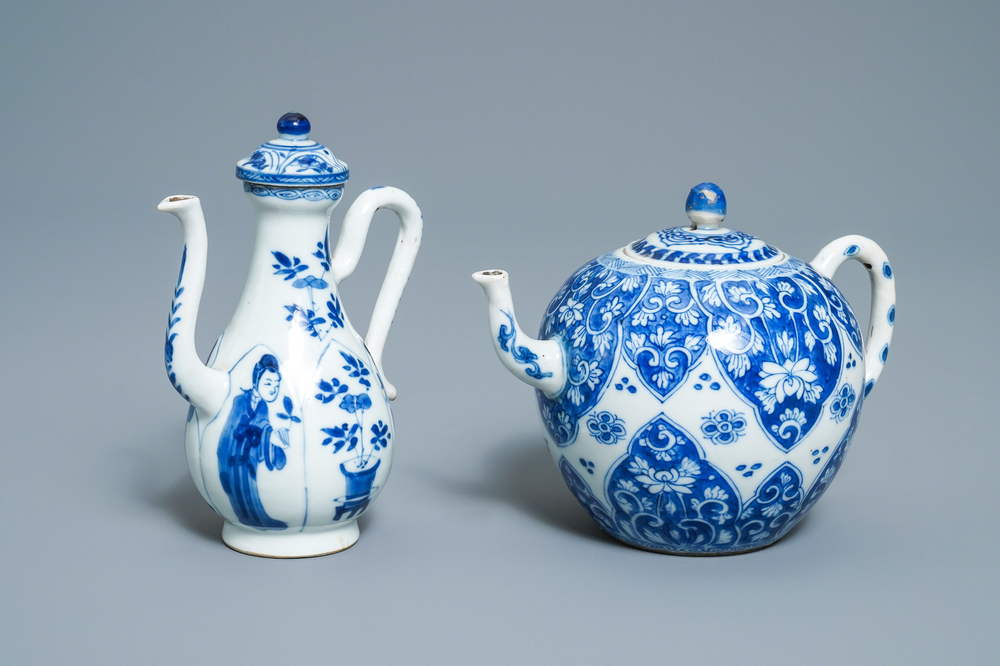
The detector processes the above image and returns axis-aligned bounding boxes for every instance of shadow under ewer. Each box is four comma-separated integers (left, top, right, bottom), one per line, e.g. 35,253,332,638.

156,475,224,541
118,428,223,543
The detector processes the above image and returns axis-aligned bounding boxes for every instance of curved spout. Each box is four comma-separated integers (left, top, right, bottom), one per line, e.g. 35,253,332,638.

472,270,566,397
158,195,230,415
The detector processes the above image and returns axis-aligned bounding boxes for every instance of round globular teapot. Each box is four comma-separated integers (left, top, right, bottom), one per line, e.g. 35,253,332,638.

473,183,894,555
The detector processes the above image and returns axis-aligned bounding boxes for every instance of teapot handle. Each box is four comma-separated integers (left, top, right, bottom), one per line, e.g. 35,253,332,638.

329,186,423,400
810,235,895,398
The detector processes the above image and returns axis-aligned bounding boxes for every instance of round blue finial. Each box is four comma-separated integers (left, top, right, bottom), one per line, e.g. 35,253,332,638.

685,182,726,229
277,112,310,139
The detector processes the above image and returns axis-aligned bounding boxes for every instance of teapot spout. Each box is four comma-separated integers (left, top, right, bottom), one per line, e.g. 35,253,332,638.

472,270,566,397
158,195,229,415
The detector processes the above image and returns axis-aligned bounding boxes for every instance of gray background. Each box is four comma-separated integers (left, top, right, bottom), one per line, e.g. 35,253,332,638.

1,1,997,663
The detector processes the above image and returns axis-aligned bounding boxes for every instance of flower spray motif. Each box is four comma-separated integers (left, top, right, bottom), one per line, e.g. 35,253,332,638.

272,238,346,340
317,351,386,470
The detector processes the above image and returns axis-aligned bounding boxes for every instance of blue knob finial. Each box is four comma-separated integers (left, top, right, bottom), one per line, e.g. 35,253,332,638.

277,112,310,139
685,182,726,229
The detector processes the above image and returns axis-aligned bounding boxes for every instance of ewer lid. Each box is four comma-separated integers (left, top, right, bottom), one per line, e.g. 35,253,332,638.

236,112,349,187
625,183,781,266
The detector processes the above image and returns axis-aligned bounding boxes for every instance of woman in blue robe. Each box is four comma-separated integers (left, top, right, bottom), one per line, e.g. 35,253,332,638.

217,353,289,530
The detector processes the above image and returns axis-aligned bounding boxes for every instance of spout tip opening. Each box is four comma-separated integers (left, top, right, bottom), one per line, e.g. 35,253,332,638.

158,195,199,212
472,269,508,284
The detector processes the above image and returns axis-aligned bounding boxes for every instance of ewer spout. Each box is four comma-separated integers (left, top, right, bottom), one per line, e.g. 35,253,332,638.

158,195,230,415
472,270,566,397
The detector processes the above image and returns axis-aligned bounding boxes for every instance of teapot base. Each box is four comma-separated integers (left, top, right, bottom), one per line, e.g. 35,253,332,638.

221,520,360,558
616,534,784,557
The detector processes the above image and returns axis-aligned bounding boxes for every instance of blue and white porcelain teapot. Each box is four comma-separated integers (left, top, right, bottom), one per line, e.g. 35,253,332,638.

159,113,422,557
473,183,894,555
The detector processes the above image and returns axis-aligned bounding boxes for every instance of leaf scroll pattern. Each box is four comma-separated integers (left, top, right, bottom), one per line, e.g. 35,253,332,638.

535,254,860,451
559,413,810,554
537,261,646,444
164,245,187,398
499,311,551,380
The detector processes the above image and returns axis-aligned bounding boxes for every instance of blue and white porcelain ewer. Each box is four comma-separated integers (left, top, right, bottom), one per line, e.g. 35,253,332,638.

159,113,422,557
474,183,894,555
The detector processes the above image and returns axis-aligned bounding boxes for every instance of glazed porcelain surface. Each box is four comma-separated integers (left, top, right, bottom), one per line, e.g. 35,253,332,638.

474,183,894,555
160,113,422,557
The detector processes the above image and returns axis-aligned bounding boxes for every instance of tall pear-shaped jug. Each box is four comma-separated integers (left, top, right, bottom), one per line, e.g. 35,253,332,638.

159,113,422,557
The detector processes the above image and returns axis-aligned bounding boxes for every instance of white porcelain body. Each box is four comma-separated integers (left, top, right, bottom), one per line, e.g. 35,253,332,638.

475,230,894,555
161,185,421,557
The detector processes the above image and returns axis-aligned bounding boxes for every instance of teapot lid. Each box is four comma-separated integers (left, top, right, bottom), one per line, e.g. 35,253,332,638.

626,183,781,266
236,112,349,187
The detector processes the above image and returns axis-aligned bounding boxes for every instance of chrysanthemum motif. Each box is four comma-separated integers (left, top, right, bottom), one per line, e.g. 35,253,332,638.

755,358,821,413
587,411,627,445
700,410,748,445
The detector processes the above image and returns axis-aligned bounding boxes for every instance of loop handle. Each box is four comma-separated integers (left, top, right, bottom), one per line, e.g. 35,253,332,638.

810,235,895,397
329,187,423,400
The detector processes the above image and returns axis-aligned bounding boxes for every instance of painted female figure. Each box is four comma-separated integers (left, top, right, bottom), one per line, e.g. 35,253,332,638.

217,353,290,530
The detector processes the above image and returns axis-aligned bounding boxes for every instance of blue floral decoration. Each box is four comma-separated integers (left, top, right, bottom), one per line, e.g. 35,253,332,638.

536,254,859,451
587,411,627,445
700,410,747,445
369,421,391,451
321,423,361,453
829,384,856,423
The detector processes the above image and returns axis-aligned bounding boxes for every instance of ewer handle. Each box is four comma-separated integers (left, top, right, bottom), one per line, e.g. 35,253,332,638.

810,235,895,397
329,186,423,400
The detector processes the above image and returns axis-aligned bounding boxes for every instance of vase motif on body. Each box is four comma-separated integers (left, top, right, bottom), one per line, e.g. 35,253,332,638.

160,113,422,558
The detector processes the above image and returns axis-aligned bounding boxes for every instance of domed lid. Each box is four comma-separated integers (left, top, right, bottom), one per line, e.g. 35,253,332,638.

625,183,781,266
236,112,349,187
